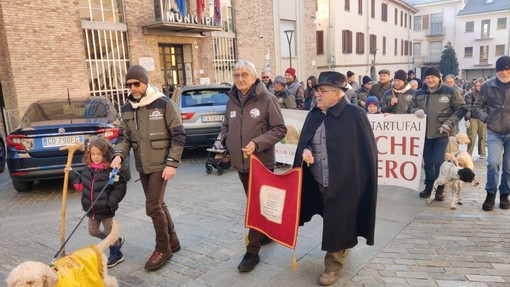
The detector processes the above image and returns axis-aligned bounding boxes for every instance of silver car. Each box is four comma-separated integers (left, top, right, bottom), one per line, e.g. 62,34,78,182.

171,85,231,148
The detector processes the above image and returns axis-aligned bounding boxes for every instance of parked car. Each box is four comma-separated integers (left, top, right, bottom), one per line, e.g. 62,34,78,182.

0,134,5,173
6,96,130,192
171,85,231,148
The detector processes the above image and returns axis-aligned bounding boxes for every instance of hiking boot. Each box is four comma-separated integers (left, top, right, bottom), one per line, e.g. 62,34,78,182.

500,193,510,209
237,252,260,272
482,193,496,211
419,186,432,198
319,270,341,286
107,236,125,268
260,235,272,246
435,185,445,201
144,251,172,271
169,231,181,253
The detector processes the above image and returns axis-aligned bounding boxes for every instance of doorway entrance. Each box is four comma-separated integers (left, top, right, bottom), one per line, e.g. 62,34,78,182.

159,44,186,96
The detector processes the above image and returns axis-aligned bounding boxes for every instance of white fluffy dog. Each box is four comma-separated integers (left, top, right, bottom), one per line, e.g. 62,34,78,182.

6,218,119,287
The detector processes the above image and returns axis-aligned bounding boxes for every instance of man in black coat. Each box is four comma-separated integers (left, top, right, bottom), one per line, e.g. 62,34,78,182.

293,71,378,286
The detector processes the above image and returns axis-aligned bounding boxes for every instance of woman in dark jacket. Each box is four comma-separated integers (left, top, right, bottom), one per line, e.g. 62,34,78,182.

304,75,318,110
69,137,127,268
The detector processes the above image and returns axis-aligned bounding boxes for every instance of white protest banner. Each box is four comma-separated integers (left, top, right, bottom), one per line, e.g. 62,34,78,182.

368,113,426,191
276,110,426,191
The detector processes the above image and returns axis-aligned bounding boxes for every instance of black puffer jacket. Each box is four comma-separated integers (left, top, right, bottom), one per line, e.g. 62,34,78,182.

70,164,127,220
472,78,510,133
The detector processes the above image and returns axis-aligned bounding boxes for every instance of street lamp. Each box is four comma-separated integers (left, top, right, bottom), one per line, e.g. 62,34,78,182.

284,30,294,68
370,48,378,80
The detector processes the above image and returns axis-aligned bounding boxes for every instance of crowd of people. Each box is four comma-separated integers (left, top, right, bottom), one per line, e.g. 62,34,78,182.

84,56,508,287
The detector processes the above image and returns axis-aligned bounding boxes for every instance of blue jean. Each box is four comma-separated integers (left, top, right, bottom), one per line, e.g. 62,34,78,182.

486,130,510,195
423,136,448,188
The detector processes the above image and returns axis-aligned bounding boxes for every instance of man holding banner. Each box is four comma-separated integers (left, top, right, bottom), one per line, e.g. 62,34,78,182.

293,71,378,286
219,60,287,272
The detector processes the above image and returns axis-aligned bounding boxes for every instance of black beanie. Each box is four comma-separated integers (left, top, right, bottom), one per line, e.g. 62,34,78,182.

423,67,441,79
496,56,510,72
362,75,372,85
126,64,149,84
394,69,407,82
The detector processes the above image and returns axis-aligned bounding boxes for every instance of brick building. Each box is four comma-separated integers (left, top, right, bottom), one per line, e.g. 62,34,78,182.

0,0,316,135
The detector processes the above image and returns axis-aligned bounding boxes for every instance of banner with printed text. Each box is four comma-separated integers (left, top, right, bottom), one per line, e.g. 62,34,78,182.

276,110,426,191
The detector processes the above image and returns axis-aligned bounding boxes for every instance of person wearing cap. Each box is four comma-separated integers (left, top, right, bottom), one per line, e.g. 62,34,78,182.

111,64,186,271
355,75,373,109
368,69,392,102
293,71,377,286
285,67,305,109
381,69,416,114
219,60,287,272
407,69,423,89
365,95,381,114
346,70,359,90
272,75,297,109
472,55,510,211
408,66,467,201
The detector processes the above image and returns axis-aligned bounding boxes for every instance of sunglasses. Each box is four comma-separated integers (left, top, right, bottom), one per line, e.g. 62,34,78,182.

126,81,141,88
262,76,269,79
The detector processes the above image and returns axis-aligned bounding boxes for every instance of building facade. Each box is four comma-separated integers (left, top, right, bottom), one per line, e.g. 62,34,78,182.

315,0,417,82
456,0,510,80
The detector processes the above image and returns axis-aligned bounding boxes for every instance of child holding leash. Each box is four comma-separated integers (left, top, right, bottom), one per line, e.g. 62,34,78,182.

66,137,127,268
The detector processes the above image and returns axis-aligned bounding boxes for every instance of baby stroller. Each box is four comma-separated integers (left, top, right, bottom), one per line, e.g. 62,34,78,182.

205,139,231,175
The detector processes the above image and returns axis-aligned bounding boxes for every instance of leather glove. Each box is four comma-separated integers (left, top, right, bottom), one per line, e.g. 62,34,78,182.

415,109,425,118
465,120,471,129
439,123,451,134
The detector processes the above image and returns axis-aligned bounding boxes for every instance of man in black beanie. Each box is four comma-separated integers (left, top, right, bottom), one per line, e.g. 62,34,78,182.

355,75,373,109
408,66,467,200
381,69,416,114
472,55,510,211
111,64,186,271
407,69,423,89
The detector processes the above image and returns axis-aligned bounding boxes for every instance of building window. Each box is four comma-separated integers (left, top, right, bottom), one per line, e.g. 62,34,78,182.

497,17,507,29
358,0,363,15
404,40,409,56
429,41,442,62
370,34,377,54
465,21,474,32
413,42,421,57
495,44,505,56
400,11,403,27
481,19,490,38
213,37,237,84
345,0,350,11
423,14,430,30
430,13,443,35
394,38,398,56
464,47,473,57
80,0,129,112
383,36,386,55
316,30,324,55
394,8,398,25
342,30,353,54
356,32,365,54
371,0,375,18
409,15,412,30
480,45,489,64
409,41,412,56
414,16,422,31
401,39,404,55
381,3,387,22
405,12,407,28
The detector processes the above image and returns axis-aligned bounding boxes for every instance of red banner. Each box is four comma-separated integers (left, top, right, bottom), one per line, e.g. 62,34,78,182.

245,156,302,249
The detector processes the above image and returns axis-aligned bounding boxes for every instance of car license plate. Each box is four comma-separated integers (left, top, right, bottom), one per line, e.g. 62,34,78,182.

43,135,84,147
202,115,224,123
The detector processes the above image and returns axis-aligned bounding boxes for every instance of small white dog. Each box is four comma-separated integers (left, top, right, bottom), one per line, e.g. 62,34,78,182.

426,160,478,209
6,218,119,287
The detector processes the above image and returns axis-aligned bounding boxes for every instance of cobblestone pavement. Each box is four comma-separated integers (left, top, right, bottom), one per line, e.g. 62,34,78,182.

0,149,509,286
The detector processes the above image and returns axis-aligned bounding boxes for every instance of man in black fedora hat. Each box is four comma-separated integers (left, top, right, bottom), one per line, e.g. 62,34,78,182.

293,71,378,286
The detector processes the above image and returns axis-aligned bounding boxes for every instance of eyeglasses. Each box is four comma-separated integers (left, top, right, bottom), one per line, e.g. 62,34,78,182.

233,72,250,80
315,89,337,95
126,81,141,88
262,76,269,79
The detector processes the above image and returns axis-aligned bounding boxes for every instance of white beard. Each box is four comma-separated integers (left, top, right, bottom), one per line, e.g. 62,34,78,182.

497,74,510,84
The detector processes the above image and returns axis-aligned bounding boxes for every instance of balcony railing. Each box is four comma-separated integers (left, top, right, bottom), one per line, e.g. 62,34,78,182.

426,25,444,37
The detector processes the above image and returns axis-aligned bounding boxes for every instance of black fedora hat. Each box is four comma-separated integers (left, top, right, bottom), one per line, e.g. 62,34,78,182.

315,71,348,91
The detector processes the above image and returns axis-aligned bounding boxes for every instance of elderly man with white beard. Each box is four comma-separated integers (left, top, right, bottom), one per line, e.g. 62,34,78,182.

472,55,510,211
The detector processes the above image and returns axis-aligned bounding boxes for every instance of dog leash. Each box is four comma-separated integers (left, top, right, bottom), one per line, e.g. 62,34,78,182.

53,168,119,261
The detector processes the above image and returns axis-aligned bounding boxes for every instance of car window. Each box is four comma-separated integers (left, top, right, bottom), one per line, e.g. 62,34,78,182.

22,99,109,123
181,89,229,107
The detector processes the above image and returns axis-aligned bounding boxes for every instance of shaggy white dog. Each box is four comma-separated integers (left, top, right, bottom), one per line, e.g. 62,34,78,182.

6,218,120,287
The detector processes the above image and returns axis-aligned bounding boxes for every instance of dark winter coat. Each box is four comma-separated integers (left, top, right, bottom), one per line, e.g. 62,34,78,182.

220,79,287,172
472,78,510,133
293,96,378,252
70,163,127,220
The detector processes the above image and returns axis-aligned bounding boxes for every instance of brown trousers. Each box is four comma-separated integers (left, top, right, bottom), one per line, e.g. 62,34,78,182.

238,172,264,255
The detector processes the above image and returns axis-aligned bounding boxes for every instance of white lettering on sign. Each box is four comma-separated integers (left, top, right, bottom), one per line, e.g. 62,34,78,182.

165,12,218,27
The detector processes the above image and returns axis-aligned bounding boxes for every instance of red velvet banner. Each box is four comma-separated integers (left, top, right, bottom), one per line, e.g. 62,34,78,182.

245,155,302,249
